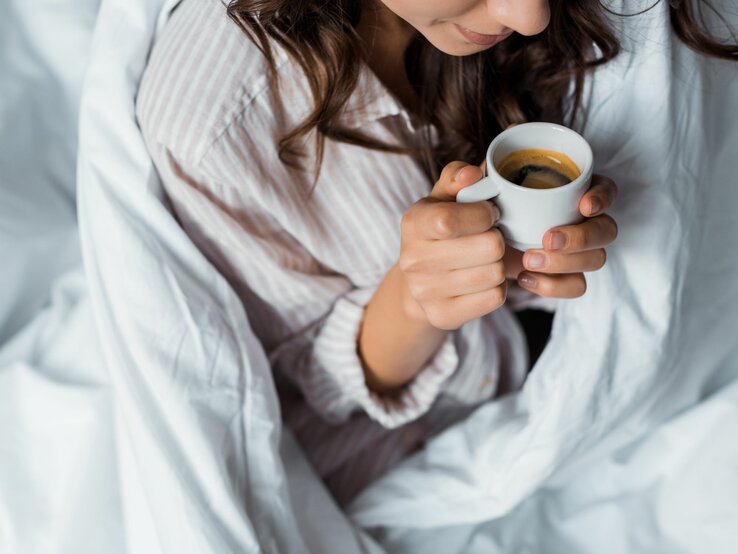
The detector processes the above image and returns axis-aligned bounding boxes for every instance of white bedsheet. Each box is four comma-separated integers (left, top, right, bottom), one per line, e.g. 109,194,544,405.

349,2,738,549
2,1,375,552
1,0,737,552
0,1,126,551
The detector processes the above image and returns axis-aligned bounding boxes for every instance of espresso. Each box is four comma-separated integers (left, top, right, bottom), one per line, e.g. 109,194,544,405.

497,148,581,189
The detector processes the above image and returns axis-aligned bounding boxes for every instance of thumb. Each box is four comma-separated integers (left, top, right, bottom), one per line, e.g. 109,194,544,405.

429,162,484,202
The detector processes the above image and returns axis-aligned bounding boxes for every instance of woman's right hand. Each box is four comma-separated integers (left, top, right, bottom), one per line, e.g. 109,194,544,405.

399,161,507,330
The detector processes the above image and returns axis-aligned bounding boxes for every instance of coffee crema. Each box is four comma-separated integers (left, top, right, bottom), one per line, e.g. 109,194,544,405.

496,148,581,189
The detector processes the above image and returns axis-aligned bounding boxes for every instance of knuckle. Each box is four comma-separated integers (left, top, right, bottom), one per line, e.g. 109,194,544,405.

484,230,505,259
409,279,432,302
489,283,507,307
568,226,587,250
594,214,618,244
399,251,422,274
400,206,419,236
467,269,485,290
471,265,499,290
400,212,412,235
425,304,458,331
433,207,459,239
437,163,463,188
494,229,506,252
491,262,506,286
441,161,466,182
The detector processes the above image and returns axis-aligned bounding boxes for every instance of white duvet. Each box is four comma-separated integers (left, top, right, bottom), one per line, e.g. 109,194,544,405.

1,0,736,553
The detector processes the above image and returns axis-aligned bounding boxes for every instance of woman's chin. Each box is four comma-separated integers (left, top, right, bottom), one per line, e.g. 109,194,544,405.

422,34,498,57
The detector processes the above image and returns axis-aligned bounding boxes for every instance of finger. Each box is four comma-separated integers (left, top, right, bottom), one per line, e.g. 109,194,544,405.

425,282,508,330
408,262,506,302
543,214,618,253
409,199,500,240
425,229,505,273
517,271,587,299
403,229,505,273
522,248,606,274
430,162,484,201
579,174,618,217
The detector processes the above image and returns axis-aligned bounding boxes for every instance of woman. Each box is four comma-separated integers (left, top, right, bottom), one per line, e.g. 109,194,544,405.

135,0,736,505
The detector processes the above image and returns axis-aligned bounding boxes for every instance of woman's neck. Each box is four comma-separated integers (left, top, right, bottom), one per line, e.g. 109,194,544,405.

356,2,419,113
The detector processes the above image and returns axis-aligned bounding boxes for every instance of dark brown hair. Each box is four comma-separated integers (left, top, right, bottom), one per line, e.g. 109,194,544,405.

227,0,737,182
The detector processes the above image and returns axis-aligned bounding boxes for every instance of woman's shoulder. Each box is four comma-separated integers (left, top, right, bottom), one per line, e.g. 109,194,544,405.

135,0,299,167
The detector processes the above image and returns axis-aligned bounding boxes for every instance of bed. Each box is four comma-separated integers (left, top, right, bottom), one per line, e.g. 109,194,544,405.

1,0,737,552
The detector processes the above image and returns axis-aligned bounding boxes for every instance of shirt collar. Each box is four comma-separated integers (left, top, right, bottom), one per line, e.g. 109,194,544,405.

274,44,416,131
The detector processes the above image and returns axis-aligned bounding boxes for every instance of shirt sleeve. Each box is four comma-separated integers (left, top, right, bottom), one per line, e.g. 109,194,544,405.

269,286,460,428
143,140,461,429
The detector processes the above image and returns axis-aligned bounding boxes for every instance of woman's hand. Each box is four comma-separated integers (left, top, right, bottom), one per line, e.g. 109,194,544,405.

503,174,619,297
399,162,507,330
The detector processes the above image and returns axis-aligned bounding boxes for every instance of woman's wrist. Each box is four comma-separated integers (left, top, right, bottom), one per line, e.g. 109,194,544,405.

399,267,432,325
359,263,449,394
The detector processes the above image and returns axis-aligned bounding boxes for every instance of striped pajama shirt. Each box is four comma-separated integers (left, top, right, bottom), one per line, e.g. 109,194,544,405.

135,0,544,505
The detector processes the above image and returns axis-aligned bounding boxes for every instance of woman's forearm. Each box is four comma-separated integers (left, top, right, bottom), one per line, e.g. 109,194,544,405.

358,263,449,393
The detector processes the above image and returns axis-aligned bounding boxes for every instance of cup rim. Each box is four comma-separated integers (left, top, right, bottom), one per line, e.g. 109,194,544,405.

486,122,594,193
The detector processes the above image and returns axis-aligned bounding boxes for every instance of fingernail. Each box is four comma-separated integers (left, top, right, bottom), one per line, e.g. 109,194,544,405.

526,252,546,269
549,232,567,251
589,198,602,215
518,273,537,289
454,166,467,181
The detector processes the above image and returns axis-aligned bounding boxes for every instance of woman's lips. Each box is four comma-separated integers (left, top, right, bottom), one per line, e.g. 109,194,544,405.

455,24,512,46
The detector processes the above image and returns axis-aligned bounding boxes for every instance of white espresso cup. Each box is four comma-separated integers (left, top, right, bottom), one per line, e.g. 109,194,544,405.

456,122,594,251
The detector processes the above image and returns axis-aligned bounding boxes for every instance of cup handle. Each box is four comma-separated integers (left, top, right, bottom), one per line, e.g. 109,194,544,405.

455,176,500,203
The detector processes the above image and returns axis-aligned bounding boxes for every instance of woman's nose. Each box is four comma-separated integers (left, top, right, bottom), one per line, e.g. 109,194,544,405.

488,0,551,36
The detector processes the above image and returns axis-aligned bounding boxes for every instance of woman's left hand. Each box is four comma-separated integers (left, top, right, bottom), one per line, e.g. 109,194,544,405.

503,174,619,298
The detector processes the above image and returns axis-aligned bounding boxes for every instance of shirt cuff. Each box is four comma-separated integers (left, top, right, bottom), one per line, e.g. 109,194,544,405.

307,288,460,429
